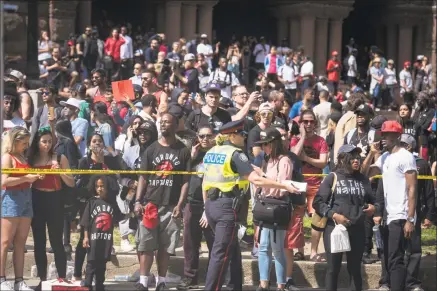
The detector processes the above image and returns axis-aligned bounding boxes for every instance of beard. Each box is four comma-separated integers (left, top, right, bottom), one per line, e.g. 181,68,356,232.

161,130,172,137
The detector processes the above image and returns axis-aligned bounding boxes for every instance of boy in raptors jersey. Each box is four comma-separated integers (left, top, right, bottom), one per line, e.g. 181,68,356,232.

81,175,115,290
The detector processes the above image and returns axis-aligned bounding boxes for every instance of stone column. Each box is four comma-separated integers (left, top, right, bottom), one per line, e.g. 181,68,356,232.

398,24,413,69
165,1,182,42
156,3,166,33
277,17,288,44
198,2,215,40
300,16,316,58
289,18,300,49
386,24,397,62
315,18,329,75
77,1,92,31
181,3,197,40
329,18,343,61
49,1,78,42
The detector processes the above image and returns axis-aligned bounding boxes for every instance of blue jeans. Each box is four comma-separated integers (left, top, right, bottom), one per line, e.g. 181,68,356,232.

258,227,287,284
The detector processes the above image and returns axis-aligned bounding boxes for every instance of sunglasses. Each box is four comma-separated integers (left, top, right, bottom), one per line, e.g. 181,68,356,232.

41,91,49,95
238,131,248,138
301,120,315,125
260,112,272,117
198,134,213,139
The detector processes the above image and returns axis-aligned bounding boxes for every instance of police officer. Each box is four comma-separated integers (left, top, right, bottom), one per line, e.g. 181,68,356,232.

202,120,299,291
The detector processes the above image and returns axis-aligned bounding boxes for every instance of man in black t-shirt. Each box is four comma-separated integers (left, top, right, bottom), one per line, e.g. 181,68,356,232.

134,113,191,290
185,84,232,133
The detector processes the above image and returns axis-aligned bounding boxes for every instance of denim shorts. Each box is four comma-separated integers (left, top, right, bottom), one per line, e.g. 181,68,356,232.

1,188,33,218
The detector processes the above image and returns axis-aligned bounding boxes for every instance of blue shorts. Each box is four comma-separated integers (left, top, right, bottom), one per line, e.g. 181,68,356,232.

1,188,33,218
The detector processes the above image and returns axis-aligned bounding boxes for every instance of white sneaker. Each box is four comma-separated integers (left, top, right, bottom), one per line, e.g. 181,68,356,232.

14,280,33,290
0,281,14,291
120,238,134,252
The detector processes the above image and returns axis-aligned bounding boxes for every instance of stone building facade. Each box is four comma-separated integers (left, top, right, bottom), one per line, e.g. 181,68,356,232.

5,0,435,76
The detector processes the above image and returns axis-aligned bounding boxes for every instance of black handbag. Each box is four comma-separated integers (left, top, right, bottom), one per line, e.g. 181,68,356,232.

252,156,292,243
57,154,76,212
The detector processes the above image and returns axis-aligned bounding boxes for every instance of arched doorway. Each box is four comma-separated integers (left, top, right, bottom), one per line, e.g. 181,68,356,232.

213,0,276,44
342,0,387,54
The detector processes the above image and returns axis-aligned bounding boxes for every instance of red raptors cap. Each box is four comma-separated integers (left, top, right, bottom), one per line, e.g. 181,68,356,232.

142,202,159,229
381,120,403,134
332,50,339,56
404,61,411,68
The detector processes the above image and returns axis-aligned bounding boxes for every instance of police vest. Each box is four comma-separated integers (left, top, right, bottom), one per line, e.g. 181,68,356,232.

202,145,250,193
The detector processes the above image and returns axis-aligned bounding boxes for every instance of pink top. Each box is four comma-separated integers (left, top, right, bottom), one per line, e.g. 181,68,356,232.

261,155,292,198
268,55,277,74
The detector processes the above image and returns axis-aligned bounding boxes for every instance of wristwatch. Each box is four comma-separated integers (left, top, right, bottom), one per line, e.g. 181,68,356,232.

407,217,415,224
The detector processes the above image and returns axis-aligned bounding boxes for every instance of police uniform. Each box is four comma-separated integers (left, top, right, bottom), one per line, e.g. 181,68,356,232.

202,119,254,291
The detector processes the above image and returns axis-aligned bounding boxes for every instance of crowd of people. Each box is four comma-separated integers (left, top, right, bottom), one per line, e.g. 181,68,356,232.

1,22,436,291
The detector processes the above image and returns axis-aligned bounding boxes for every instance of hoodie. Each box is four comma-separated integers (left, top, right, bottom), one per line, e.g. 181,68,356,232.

313,170,375,226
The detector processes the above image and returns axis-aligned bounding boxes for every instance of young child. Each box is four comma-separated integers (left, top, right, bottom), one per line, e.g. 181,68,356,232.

81,175,115,291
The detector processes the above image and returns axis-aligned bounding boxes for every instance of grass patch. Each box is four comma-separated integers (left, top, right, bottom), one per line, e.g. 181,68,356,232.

421,225,436,254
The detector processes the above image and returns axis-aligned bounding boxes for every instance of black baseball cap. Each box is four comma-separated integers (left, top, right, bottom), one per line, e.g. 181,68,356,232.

168,104,185,119
255,127,282,145
370,115,388,131
354,104,373,116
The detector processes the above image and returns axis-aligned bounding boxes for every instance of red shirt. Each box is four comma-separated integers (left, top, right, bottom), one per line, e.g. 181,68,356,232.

268,55,277,74
290,134,328,186
104,37,126,63
326,59,341,82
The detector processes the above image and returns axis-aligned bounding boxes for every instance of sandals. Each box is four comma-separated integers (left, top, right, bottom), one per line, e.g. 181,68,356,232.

293,252,305,261
310,254,326,262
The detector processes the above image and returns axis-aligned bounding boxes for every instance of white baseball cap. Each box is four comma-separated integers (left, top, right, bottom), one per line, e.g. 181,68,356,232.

60,98,81,110
201,34,208,38
184,53,195,61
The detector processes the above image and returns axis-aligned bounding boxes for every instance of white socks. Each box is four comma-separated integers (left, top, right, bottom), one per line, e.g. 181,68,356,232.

139,275,148,287
157,276,166,286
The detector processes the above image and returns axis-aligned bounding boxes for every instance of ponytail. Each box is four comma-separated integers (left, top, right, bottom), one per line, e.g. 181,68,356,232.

215,134,229,146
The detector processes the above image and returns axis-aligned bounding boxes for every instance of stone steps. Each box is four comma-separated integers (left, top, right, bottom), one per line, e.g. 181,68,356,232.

7,252,436,290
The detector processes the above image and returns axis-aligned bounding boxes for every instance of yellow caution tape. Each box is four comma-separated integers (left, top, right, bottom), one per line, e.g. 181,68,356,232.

1,168,202,175
1,168,435,180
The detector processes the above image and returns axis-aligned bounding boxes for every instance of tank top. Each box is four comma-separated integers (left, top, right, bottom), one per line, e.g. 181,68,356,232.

32,164,62,191
3,154,31,190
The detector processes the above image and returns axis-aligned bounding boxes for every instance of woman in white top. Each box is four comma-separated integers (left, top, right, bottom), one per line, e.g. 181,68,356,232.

38,30,52,62
383,59,397,109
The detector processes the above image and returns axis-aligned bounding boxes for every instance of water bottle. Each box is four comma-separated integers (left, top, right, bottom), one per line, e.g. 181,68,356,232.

373,224,383,250
114,275,131,281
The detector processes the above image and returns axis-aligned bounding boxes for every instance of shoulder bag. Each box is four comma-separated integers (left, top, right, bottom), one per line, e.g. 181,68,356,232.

311,172,337,232
253,156,292,243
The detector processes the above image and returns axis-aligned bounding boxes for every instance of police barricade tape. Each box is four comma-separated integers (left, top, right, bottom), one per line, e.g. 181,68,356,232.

1,168,203,175
1,168,436,180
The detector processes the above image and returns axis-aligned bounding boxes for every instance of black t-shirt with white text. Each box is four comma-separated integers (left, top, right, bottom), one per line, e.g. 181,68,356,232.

141,140,191,206
81,197,114,261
